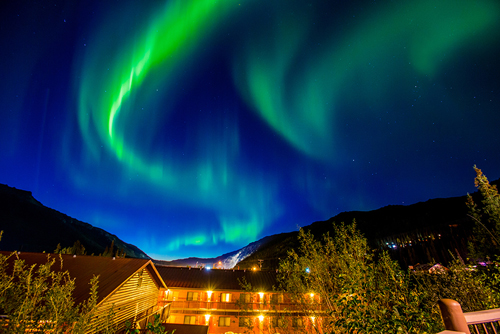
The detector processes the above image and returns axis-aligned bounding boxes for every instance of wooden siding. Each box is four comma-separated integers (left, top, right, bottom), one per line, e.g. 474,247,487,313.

88,268,160,333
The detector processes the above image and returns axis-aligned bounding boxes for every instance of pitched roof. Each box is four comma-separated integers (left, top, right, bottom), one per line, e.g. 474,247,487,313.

156,266,278,291
162,324,209,334
0,251,166,305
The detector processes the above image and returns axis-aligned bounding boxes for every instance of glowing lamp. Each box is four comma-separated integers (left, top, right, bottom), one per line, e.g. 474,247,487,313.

207,291,213,300
205,314,211,323
258,315,264,322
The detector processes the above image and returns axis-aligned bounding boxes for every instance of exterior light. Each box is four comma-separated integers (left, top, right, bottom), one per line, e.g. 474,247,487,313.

205,314,211,323
310,293,314,298
253,267,257,271
258,315,264,322
207,291,213,300
206,266,211,270
259,292,264,302
305,267,310,273
310,316,316,324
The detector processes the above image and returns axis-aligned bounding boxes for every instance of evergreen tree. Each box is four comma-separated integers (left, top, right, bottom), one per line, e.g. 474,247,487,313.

466,166,500,259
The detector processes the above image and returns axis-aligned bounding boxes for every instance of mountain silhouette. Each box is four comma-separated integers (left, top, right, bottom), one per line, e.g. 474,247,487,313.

0,184,148,258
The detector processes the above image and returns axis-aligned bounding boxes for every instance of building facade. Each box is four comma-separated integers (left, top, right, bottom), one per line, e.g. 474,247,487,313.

156,266,321,334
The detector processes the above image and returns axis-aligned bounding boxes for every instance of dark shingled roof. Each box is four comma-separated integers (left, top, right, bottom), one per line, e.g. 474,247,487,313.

0,251,166,305
162,323,209,334
156,266,278,291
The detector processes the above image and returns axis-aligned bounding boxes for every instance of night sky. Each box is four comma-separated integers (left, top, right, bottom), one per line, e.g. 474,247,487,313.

1,0,499,260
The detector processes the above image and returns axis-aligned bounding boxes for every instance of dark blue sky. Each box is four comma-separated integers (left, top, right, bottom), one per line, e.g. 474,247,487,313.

1,0,499,260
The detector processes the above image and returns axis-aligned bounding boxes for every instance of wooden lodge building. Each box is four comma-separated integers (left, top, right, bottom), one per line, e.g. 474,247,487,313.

0,251,169,333
155,265,320,334
1,251,321,333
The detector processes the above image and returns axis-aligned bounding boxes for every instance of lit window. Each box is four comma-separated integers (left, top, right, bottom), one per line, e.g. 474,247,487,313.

184,315,197,324
221,293,231,302
187,291,199,301
219,316,231,327
239,317,253,327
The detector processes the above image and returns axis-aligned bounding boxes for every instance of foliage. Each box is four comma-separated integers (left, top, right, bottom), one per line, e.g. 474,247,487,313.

0,250,99,334
467,166,500,258
101,240,127,258
125,313,175,334
54,240,87,255
146,313,174,334
277,222,500,334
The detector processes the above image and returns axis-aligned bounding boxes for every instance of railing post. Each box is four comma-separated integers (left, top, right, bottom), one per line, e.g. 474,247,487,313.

438,299,471,334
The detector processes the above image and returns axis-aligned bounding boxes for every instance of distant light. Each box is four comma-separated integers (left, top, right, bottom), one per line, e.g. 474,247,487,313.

253,267,257,271
310,293,314,298
206,267,211,270
305,267,310,273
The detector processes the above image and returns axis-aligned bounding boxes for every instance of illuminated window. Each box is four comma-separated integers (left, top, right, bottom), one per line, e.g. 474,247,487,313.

239,317,253,327
187,291,199,301
221,293,231,302
292,317,303,328
219,316,231,327
239,293,251,303
184,315,197,324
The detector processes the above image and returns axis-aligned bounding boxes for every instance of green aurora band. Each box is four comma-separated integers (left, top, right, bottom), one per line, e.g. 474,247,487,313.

76,0,499,253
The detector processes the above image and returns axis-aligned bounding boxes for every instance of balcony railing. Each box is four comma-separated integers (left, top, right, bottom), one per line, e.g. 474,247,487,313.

162,300,323,314
437,299,500,334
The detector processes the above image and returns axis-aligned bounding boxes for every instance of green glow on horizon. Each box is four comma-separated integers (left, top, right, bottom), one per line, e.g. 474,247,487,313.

76,0,499,254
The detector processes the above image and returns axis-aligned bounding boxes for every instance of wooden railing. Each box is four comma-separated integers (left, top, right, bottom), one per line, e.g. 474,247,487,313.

164,300,316,312
437,299,500,334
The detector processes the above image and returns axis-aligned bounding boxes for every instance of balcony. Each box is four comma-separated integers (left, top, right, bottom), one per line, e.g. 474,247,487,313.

162,300,319,313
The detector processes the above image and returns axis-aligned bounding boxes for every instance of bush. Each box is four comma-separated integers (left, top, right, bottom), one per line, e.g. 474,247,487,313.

278,222,500,334
0,250,98,334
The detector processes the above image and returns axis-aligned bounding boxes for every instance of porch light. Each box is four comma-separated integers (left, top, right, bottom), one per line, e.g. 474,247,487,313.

205,314,211,323
207,291,213,300
258,292,264,302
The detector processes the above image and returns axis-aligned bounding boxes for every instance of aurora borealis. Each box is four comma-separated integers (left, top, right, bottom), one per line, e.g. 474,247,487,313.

1,0,499,260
